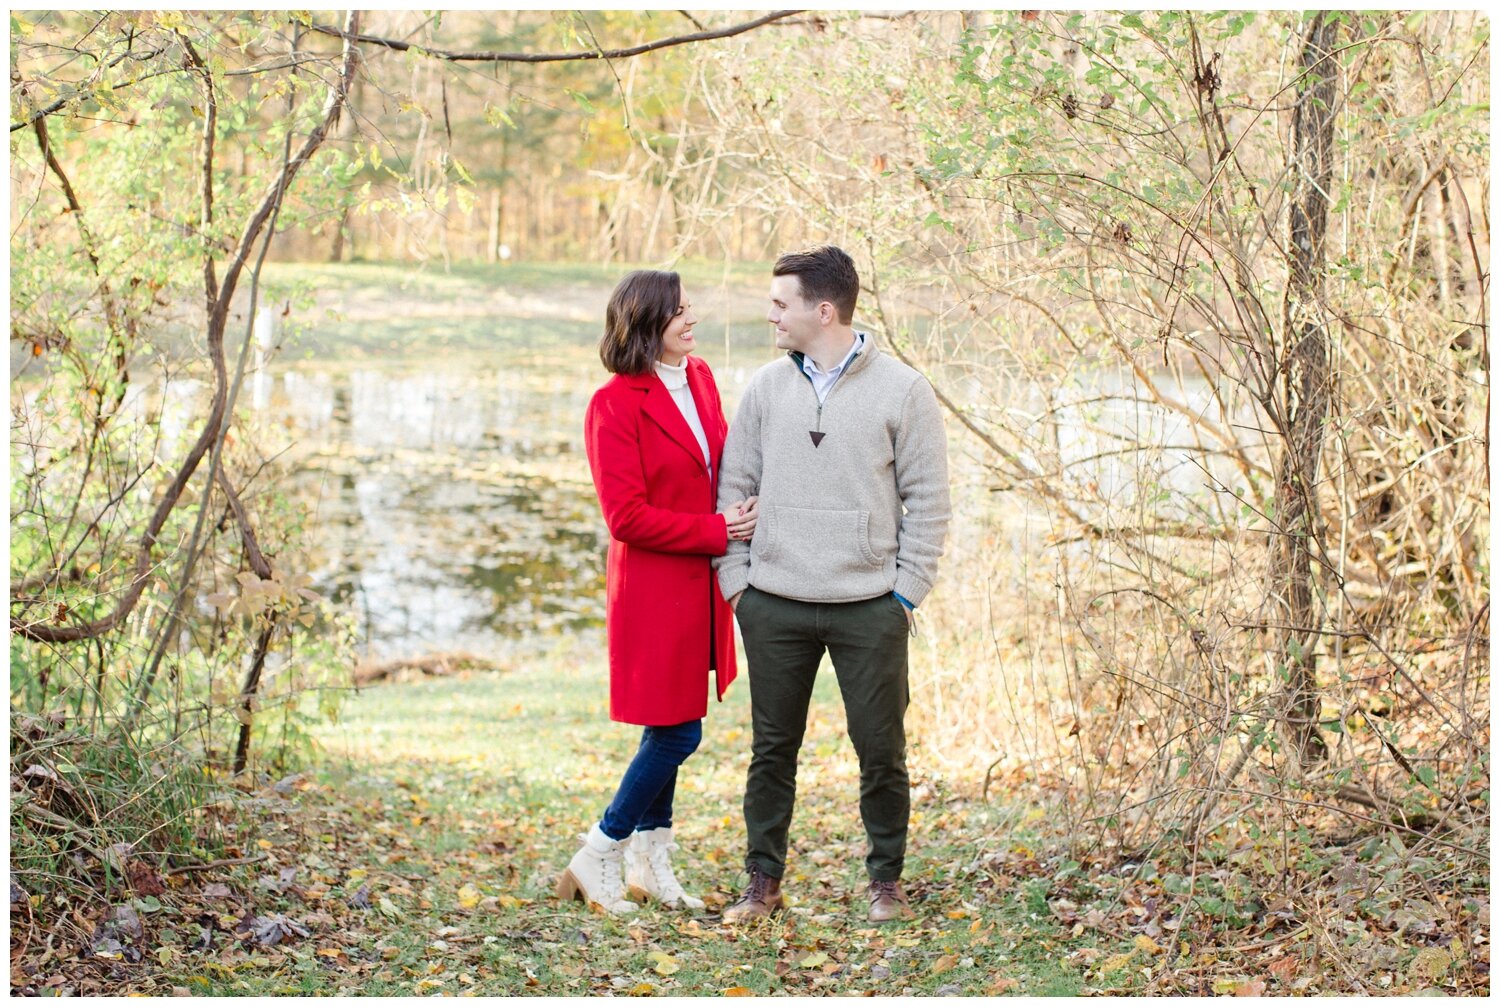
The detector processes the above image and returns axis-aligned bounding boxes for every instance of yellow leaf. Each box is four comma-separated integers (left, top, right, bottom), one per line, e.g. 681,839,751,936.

628,982,657,995
317,948,344,959
648,951,680,976
457,884,482,909
256,839,273,850
931,954,958,974
721,987,754,996
946,909,968,920
1134,934,1164,955
799,951,828,969
1100,952,1135,974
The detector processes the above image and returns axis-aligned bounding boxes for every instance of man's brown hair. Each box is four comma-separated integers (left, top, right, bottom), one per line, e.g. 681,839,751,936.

773,245,859,325
599,270,681,375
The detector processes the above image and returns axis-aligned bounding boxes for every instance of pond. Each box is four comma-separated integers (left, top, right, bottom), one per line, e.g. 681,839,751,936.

12,263,1264,664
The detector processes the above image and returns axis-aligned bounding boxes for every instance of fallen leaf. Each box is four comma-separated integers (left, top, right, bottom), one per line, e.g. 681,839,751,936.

1099,952,1135,974
1266,956,1297,982
1408,947,1453,983
1235,979,1266,996
1134,934,1164,956
931,954,958,975
799,951,829,969
378,896,401,919
989,975,1019,993
457,884,482,910
628,981,657,995
246,914,310,947
721,987,753,996
647,951,679,976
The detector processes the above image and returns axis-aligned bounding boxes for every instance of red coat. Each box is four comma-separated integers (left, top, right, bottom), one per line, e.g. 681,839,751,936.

583,356,737,726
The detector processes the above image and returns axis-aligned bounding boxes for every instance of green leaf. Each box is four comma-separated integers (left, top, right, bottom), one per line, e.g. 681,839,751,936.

567,89,596,115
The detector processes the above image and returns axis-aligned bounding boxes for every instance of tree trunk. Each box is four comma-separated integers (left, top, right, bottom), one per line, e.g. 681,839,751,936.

1270,12,1340,768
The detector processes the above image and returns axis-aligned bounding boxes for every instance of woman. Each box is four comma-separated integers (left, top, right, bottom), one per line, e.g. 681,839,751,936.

559,270,756,914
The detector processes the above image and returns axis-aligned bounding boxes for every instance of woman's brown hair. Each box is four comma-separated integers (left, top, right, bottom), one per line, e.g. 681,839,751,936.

599,270,681,375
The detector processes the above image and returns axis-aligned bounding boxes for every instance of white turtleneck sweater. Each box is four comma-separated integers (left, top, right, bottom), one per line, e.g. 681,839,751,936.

654,358,710,467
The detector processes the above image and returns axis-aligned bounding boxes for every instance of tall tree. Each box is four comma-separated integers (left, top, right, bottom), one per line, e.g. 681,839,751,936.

1270,13,1341,767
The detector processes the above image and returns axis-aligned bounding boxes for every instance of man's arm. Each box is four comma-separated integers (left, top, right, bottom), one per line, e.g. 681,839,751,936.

891,377,951,606
714,379,764,605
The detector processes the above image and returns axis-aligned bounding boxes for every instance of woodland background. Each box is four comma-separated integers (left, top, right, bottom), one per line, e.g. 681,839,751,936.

8,9,1489,995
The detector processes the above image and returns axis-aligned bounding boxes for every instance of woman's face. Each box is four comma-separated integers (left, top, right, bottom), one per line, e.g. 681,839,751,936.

659,289,699,366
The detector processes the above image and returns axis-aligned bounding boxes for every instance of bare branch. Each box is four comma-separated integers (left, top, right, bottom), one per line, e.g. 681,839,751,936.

307,10,800,63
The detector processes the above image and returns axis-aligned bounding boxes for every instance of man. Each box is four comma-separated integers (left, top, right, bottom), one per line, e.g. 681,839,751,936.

714,245,951,924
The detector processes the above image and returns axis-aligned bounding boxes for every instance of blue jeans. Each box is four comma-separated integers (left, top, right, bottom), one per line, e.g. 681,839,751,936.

599,720,702,841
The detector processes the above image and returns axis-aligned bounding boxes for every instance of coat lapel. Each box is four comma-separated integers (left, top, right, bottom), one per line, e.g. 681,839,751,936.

638,373,709,468
685,357,726,472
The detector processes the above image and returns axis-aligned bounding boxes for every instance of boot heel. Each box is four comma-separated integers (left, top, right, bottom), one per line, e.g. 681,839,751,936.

555,870,583,902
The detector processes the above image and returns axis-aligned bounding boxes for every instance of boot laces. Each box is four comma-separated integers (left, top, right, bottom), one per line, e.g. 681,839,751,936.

600,854,626,900
581,832,628,902
735,863,771,906
646,839,687,900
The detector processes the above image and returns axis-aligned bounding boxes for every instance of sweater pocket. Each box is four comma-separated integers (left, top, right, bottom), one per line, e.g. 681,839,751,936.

754,505,884,588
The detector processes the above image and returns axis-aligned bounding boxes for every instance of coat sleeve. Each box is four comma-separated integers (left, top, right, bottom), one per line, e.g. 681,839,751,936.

713,377,763,600
585,387,729,556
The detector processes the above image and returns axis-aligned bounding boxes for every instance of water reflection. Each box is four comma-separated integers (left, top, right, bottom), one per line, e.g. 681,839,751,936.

272,352,609,660
17,330,1262,663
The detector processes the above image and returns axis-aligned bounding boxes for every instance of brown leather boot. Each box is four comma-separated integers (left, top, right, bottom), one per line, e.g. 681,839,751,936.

867,880,913,923
721,863,783,924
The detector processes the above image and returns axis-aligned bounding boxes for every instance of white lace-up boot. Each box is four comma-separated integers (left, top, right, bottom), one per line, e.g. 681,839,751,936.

555,824,639,915
624,827,705,910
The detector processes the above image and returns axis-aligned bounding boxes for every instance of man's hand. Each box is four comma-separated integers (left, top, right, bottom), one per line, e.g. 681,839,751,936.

895,593,916,636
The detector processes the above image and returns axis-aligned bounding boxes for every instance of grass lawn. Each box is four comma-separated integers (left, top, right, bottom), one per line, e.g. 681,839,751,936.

177,634,1087,996
256,259,777,360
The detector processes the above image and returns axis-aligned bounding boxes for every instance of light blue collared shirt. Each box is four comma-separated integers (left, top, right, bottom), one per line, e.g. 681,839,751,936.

800,332,865,404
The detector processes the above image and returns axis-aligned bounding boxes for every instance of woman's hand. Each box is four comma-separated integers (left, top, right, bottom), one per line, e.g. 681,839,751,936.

723,495,759,541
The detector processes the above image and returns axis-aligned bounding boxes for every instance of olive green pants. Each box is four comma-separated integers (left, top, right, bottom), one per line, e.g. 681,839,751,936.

735,586,911,882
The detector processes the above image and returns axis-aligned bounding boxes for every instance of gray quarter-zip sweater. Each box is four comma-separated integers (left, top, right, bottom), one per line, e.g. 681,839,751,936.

714,332,951,606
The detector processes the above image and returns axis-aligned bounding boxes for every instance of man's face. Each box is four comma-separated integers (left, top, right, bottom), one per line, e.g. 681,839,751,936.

767,274,824,353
